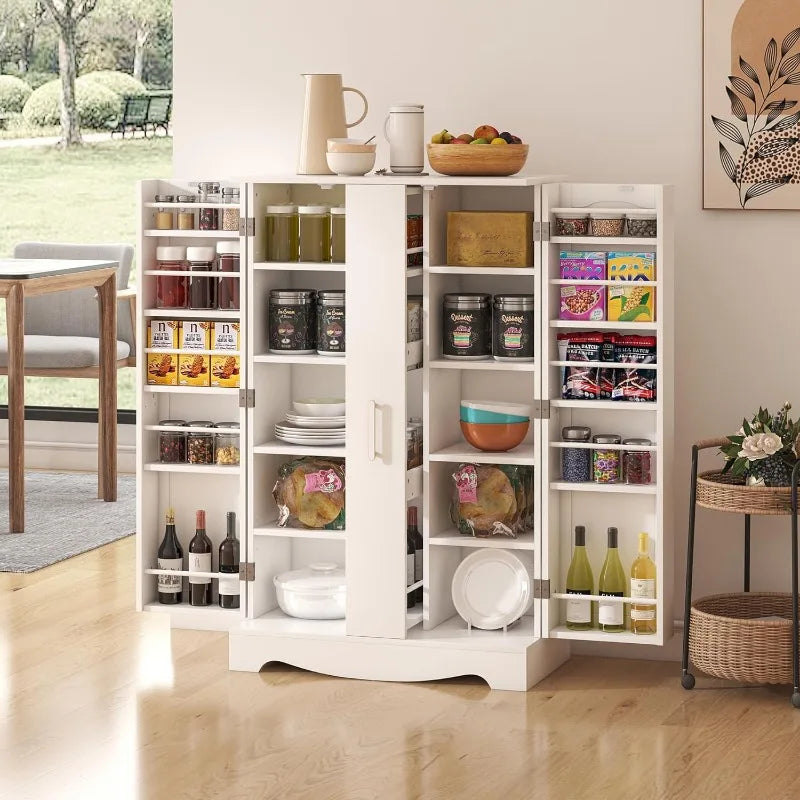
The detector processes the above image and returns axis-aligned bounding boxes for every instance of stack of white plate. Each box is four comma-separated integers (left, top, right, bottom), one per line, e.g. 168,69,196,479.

276,398,346,446
275,422,345,447
284,412,345,429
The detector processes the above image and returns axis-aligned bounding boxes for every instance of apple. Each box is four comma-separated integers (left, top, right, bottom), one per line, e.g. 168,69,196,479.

456,133,474,143
473,125,499,142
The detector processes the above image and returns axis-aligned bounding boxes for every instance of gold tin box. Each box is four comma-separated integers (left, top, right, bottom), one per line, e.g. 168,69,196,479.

446,211,533,268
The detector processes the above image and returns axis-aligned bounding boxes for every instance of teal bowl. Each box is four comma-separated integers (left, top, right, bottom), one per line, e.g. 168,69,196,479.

460,407,530,424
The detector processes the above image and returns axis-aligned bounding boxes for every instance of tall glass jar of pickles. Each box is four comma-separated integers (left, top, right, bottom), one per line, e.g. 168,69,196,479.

298,205,331,263
330,207,346,263
264,205,299,262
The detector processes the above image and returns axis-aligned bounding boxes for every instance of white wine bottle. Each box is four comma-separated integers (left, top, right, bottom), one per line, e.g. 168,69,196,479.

565,525,594,630
598,527,626,633
630,532,657,635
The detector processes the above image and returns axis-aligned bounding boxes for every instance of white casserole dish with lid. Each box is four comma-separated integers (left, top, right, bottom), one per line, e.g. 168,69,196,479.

273,562,346,619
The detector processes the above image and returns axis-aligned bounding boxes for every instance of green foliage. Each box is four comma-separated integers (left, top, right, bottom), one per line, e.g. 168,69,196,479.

22,77,121,129
21,70,59,90
81,70,146,97
0,75,33,113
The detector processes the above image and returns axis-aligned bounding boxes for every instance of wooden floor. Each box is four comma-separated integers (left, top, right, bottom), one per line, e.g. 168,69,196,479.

2,538,800,800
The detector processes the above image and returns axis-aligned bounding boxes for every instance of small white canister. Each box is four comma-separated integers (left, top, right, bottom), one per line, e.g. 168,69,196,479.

384,104,424,174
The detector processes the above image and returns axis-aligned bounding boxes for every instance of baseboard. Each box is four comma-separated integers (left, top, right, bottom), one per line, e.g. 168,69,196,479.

0,440,135,474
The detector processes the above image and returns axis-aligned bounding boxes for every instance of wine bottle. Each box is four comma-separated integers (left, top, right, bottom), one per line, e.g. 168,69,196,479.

188,509,213,606
630,532,657,635
565,525,593,630
157,507,183,604
406,516,416,610
598,527,626,633
218,511,240,610
409,506,423,604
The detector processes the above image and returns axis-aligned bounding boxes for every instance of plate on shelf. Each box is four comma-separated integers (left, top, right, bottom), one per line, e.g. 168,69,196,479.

285,413,346,429
275,423,345,435
275,432,346,447
293,398,346,417
451,549,533,630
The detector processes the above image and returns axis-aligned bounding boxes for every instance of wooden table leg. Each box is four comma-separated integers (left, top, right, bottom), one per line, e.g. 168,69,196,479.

96,273,117,502
6,282,25,532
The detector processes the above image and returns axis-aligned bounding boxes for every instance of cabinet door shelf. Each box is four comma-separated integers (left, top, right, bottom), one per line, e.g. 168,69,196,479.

551,399,658,411
144,308,241,320
550,279,657,287
550,442,657,451
551,592,657,604
551,361,657,370
430,530,536,550
253,523,345,540
430,358,535,372
142,270,242,278
144,348,240,356
145,568,241,580
550,481,656,494
253,353,346,365
550,236,657,246
428,265,536,276
253,261,346,272
143,462,241,474
254,441,346,457
144,385,240,395
549,626,661,645
406,608,423,630
550,320,657,331
429,442,535,465
144,229,240,238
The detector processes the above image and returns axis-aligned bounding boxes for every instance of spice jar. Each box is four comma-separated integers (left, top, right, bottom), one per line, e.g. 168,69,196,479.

268,289,316,354
330,207,346,263
187,422,215,464
176,194,196,230
316,290,345,356
216,241,240,311
593,434,622,483
589,212,625,237
222,187,240,232
214,422,240,465
562,426,591,483
264,205,299,262
493,294,534,361
625,212,657,238
186,246,217,310
298,205,331,262
154,194,174,230
159,420,187,463
442,294,491,360
155,246,187,309
198,181,220,231
623,438,652,484
554,212,589,237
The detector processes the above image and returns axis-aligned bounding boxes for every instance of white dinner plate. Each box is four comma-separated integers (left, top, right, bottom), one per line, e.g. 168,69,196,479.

293,398,346,417
275,433,346,447
285,414,346,429
275,424,344,436
451,549,533,631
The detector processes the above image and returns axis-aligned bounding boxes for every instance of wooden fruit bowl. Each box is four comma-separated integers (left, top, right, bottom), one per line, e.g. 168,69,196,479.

427,143,529,177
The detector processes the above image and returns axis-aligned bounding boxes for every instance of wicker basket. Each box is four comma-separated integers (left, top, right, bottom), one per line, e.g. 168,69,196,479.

689,593,798,684
696,470,793,515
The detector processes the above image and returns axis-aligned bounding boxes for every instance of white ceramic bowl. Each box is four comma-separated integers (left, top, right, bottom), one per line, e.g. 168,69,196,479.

327,137,377,154
326,150,376,176
274,562,346,620
293,397,346,417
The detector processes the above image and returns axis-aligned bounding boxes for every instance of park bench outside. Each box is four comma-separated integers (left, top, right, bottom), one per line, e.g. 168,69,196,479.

112,91,172,138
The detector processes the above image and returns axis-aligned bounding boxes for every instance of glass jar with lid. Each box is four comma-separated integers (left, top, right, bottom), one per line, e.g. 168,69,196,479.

330,207,346,263
268,289,316,353
562,426,591,483
298,205,331,263
198,181,221,231
154,194,174,230
442,294,492,359
216,241,240,311
264,205,299,262
186,246,217,310
214,422,240,465
593,434,622,483
159,419,187,463
316,290,345,356
187,422,215,464
155,246,187,309
222,187,240,232
623,438,652,484
176,194,196,230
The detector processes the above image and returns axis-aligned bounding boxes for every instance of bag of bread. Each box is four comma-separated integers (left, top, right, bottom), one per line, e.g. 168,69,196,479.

450,463,527,538
274,457,346,530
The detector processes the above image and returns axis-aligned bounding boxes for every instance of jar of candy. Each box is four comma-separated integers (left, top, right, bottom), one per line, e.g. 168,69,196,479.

154,194,174,230
187,423,215,464
593,434,622,483
623,438,652,484
214,422,240,465
159,420,187,463
155,246,187,309
562,426,591,482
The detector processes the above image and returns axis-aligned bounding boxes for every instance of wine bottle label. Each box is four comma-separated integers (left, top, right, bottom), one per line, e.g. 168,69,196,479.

414,549,423,583
189,552,212,584
157,558,182,594
599,592,624,626
407,554,415,586
566,590,591,623
630,578,655,599
218,575,240,596
631,608,656,621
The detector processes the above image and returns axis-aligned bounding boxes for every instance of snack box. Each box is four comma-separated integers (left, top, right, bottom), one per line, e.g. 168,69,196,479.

211,354,240,388
559,251,606,321
447,211,533,268
179,320,211,351
212,321,240,352
608,252,655,322
147,320,179,350
147,352,177,385
178,353,210,386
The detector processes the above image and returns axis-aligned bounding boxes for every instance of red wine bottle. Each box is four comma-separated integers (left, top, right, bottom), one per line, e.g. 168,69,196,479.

188,509,212,606
218,511,240,609
409,506,423,604
157,507,183,604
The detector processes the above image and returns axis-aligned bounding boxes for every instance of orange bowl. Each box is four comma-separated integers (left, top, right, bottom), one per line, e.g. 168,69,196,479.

460,420,529,452
427,143,529,176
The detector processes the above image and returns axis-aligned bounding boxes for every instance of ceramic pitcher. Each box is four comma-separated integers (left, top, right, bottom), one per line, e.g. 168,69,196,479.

298,74,368,175
384,104,424,174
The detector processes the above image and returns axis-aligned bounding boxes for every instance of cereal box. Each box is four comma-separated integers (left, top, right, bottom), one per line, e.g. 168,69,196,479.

179,320,211,350
559,251,606,321
147,352,177,385
212,321,240,352
147,320,179,349
607,252,655,322
178,354,210,386
210,354,240,388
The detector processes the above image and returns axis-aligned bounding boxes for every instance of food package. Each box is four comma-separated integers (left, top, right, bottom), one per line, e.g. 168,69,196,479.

559,252,606,321
147,320,178,349
607,252,655,322
451,463,534,538
210,354,240,387
147,352,177,385
179,320,211,350
612,335,657,402
274,458,346,530
212,321,240,351
178,354,210,386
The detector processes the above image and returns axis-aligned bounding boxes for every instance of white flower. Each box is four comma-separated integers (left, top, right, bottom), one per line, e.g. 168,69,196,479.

747,475,766,487
739,434,770,461
761,432,782,456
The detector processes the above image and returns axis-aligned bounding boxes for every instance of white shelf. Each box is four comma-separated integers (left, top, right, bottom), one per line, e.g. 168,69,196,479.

142,270,242,278
144,385,239,395
429,442,535,465
550,320,657,331
406,246,424,255
145,424,233,434
550,236,657,246
430,358,535,372
406,268,423,278
550,361,657,369
143,462,241,474
549,441,656,451
253,352,346,365
144,202,241,209
253,523,345,540
143,229,240,238
550,399,658,411
406,608,423,630
143,602,241,631
406,580,423,594
253,261,346,272
550,481,657,494
144,308,241,320
549,626,661,645
430,530,535,550
144,348,240,356
254,440,346,457
408,615,538,651
428,265,535,276
550,279,657,287
144,568,239,579
237,609,346,638
551,593,657,605
551,207,656,215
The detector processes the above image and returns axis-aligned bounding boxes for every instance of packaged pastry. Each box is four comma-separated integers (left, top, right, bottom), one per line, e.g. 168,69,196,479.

178,353,210,386
274,458,346,530
147,352,177,385
210,354,240,387
179,320,211,350
147,320,178,349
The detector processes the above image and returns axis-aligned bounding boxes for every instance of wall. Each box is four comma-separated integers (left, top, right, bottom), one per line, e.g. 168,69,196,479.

172,0,800,655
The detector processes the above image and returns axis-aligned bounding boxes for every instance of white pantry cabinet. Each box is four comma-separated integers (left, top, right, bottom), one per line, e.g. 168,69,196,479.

136,176,673,689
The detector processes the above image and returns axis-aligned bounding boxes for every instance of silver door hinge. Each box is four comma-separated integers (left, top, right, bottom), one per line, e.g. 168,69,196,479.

239,388,255,408
534,221,551,242
534,579,550,599
532,399,551,419
239,562,255,581
239,217,255,236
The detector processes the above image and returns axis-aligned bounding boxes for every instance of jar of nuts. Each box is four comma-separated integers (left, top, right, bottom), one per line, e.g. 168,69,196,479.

187,421,215,464
214,422,240,465
589,212,625,237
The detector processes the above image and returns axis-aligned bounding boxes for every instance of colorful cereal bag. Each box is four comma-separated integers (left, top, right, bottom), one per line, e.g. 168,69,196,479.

607,252,656,322
559,252,607,321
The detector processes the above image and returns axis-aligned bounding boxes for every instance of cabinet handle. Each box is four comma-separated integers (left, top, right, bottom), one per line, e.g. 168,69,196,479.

368,401,384,462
